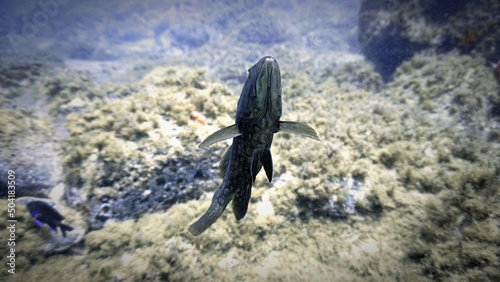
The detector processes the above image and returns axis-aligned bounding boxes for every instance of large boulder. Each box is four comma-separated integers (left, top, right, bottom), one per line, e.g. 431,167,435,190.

358,0,500,81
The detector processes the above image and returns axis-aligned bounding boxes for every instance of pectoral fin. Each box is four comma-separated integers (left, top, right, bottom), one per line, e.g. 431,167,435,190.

199,124,241,148
279,121,320,141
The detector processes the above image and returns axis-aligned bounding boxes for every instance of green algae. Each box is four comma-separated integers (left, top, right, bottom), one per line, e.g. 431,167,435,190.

408,166,499,280
0,61,113,197
0,198,85,281
387,52,498,138
61,66,236,209
3,52,499,281
0,62,44,99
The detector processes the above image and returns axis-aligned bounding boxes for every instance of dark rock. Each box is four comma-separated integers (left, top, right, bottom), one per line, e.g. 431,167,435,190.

423,0,469,21
358,0,500,82
0,170,51,198
86,148,221,230
363,34,425,82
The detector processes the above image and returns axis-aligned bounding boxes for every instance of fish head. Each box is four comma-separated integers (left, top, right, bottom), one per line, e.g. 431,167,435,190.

236,56,282,122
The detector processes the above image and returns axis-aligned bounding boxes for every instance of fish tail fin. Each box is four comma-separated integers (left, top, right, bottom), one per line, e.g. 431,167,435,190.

189,182,235,236
59,223,74,238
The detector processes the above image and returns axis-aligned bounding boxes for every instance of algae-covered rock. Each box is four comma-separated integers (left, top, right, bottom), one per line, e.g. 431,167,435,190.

0,106,58,197
0,196,84,280
323,61,384,93
0,59,120,201
387,53,499,142
16,196,85,253
0,62,77,198
61,66,236,229
0,62,44,98
407,166,500,281
5,54,499,281
2,0,498,280
2,43,498,282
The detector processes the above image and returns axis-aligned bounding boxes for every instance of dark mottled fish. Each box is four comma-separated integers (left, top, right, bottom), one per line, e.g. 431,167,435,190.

27,201,74,237
189,56,320,236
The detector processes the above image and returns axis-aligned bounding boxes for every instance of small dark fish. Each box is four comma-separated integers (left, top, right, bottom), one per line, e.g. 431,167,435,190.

189,56,320,236
27,201,74,237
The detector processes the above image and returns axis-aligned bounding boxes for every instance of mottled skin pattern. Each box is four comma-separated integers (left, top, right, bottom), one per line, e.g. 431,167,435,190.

189,56,319,236
231,100,279,219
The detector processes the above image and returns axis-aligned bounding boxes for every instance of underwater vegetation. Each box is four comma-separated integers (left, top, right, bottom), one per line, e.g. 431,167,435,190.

60,67,237,230
0,1,498,281
0,48,498,280
407,168,499,281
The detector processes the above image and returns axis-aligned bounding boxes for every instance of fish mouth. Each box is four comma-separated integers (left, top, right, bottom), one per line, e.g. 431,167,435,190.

259,56,279,83
256,56,281,119
255,56,279,82
261,56,278,68
236,56,282,123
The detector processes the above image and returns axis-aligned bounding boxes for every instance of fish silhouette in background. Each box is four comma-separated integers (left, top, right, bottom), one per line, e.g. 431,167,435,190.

189,56,320,236
27,201,74,237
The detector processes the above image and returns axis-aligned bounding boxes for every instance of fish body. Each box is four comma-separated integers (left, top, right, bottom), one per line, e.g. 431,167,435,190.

27,201,74,237
189,56,319,236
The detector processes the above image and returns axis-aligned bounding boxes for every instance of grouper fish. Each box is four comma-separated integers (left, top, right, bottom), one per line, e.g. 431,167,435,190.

188,56,320,236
